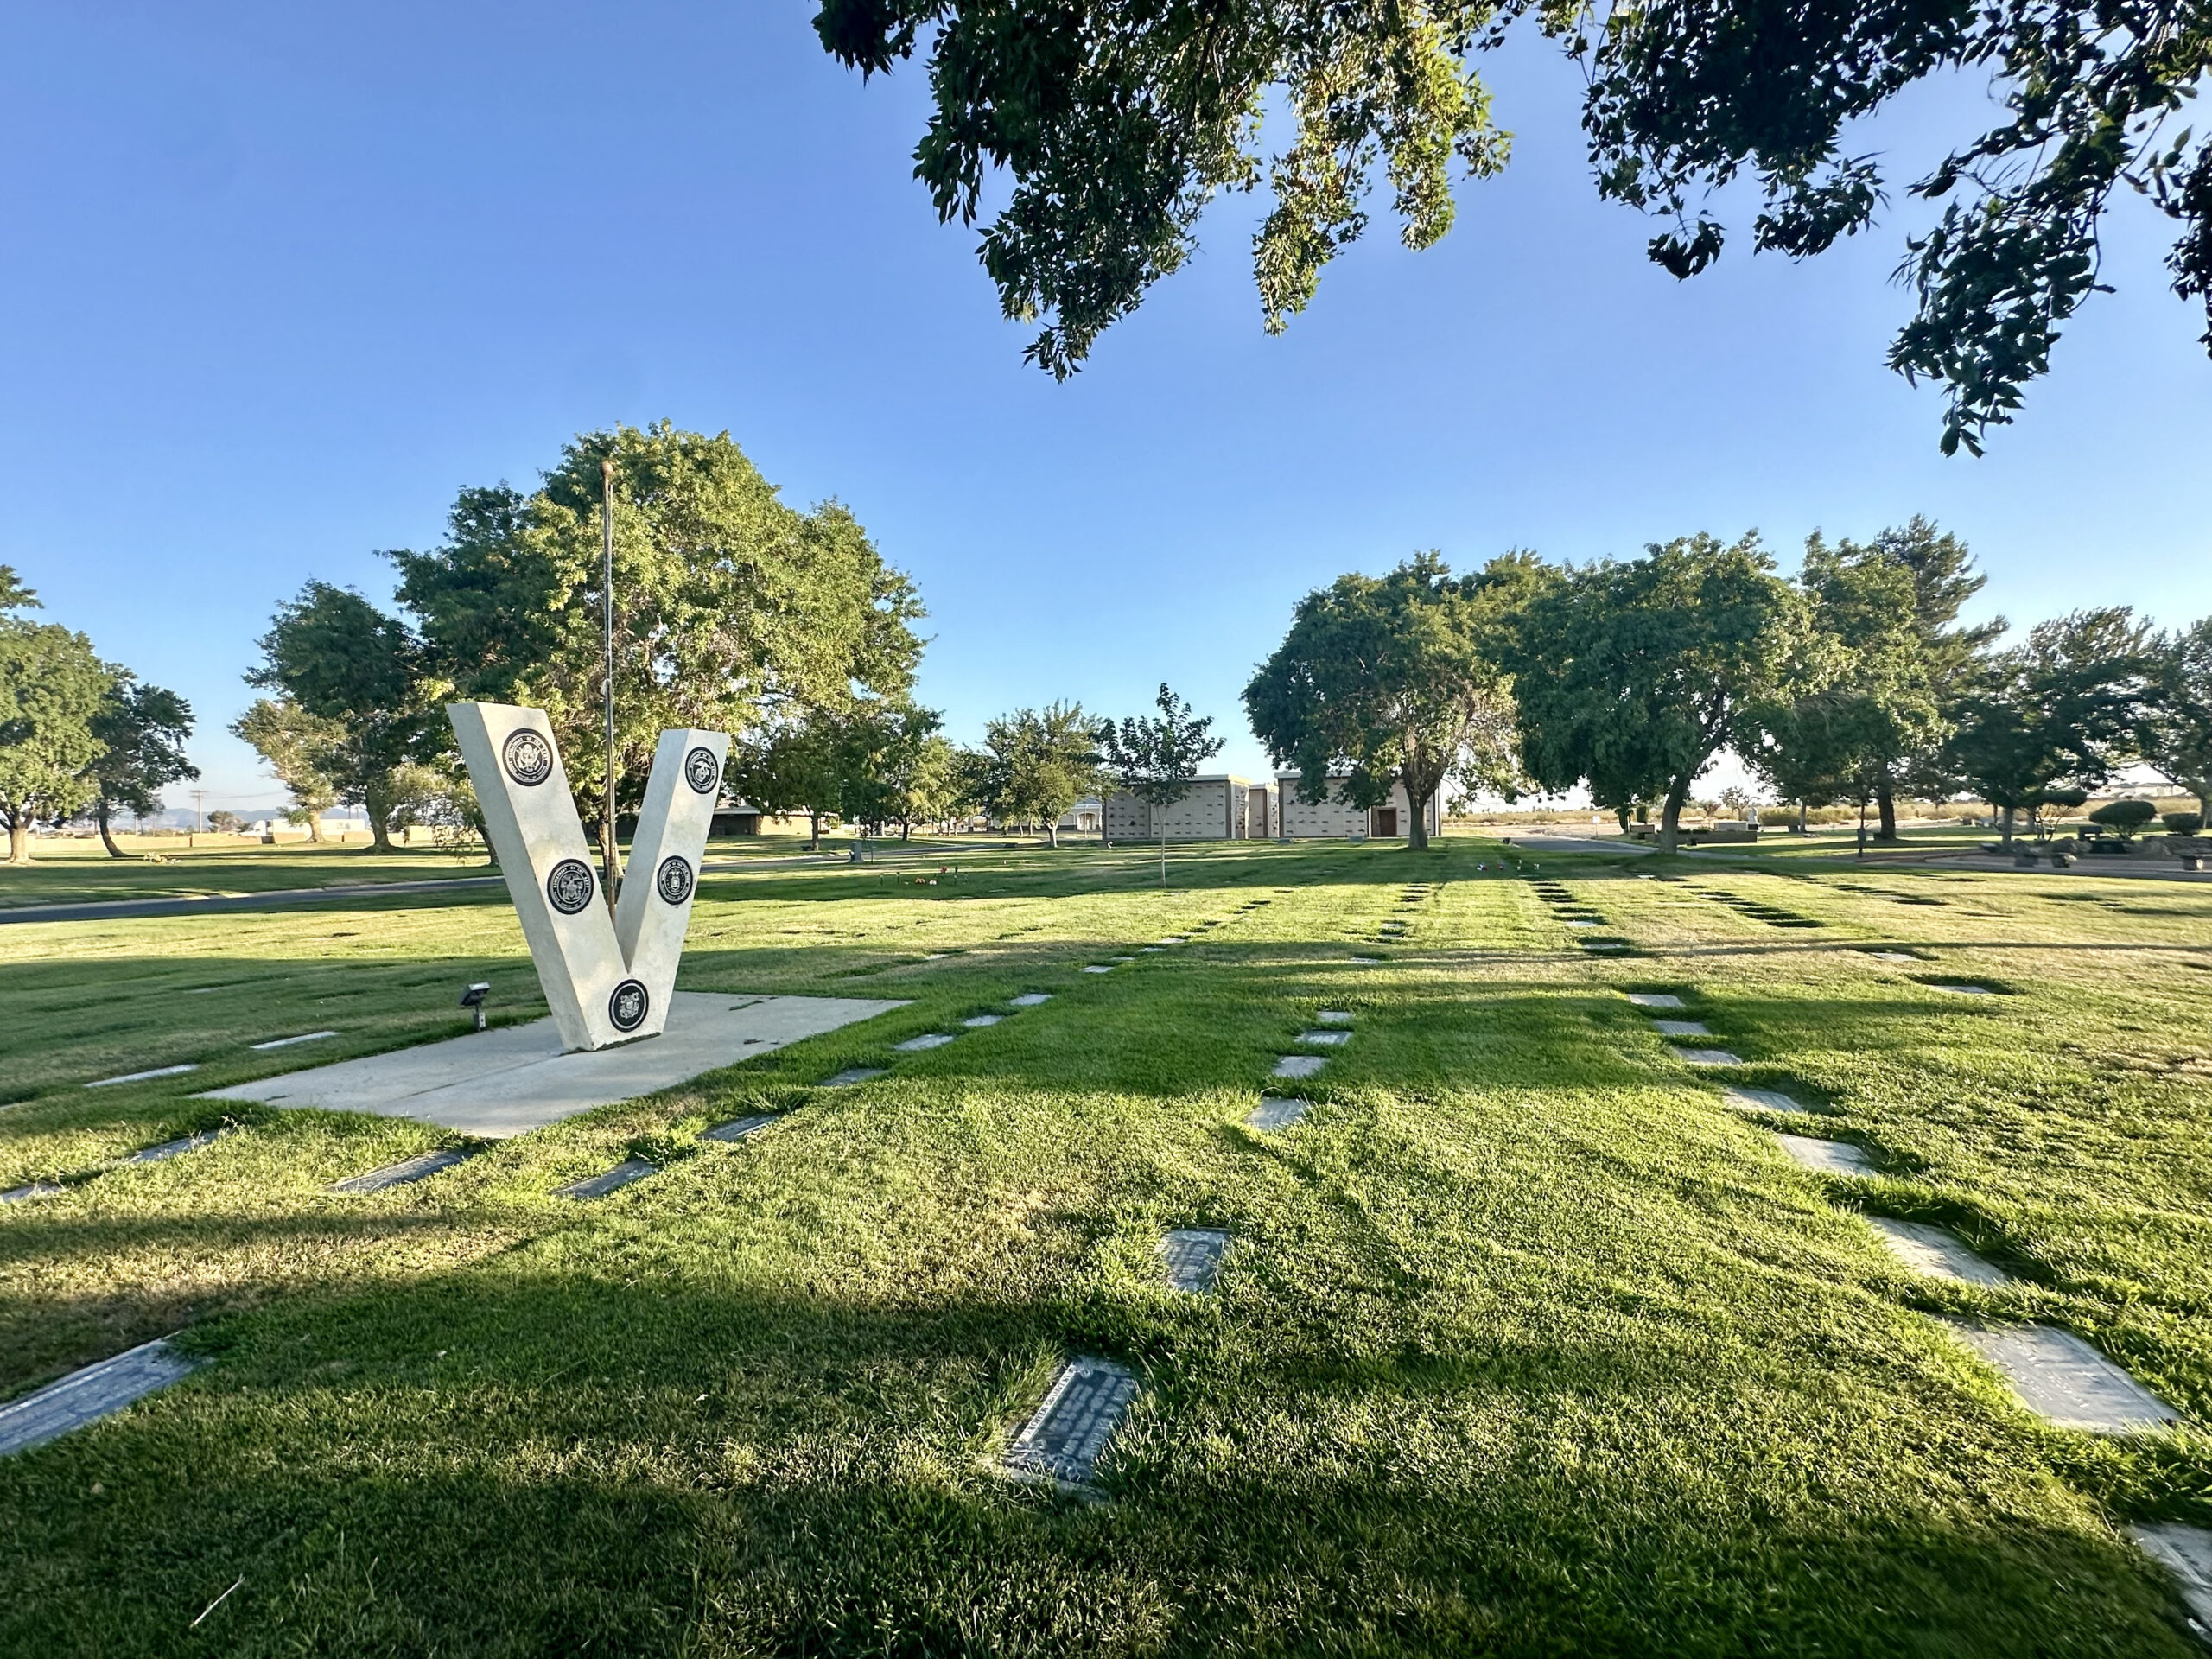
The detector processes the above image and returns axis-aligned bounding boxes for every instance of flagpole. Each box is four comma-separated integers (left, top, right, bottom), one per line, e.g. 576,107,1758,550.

602,455,620,909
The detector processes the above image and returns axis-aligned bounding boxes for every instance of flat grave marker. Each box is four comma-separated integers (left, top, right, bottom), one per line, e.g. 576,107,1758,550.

893,1033,956,1052
0,1182,63,1205
249,1031,339,1052
333,1147,476,1193
1676,1047,1744,1065
1248,1096,1313,1130
1724,1086,1811,1116
1002,1356,1140,1488
0,1338,200,1458
1082,965,1116,974
1944,1321,2183,1433
1773,1133,1876,1176
1929,983,1997,995
1348,956,1382,964
1160,1229,1230,1293
1316,1010,1352,1025
821,1067,887,1087
1272,1054,1325,1080
1007,994,1052,1007
2130,1523,2212,1631
1864,950,1920,965
703,1113,779,1142
961,1014,1004,1027
87,1064,198,1090
1297,1030,1350,1046
1627,993,1685,1009
1866,1217,2011,1286
1652,1020,1713,1038
555,1158,658,1200
119,1129,226,1166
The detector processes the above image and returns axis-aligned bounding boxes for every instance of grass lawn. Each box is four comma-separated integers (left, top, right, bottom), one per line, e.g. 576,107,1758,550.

2,837,2209,1653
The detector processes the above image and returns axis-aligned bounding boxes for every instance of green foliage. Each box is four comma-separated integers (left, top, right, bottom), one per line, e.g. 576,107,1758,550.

1742,540,1940,811
0,566,113,861
1942,608,2153,840
2143,618,2212,819
817,0,2212,449
2088,798,2158,835
84,674,197,854
230,698,342,840
1510,533,1805,851
2163,810,2202,835
392,424,924,838
978,702,1103,846
246,582,432,852
1244,552,1525,852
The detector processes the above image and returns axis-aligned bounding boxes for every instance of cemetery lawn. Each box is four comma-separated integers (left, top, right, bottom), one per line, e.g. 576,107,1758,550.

2,839,2210,1654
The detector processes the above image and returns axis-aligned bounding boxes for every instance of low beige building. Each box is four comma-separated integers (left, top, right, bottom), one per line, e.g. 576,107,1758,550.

1276,774,1442,840
1104,775,1256,841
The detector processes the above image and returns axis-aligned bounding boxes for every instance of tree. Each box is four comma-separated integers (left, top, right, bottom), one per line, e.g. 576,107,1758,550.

2144,619,2212,820
729,709,851,849
0,567,111,865
207,810,244,835
815,0,2212,451
393,424,924,878
1741,543,1940,830
1510,534,1806,854
977,702,1100,848
850,706,960,839
1096,684,1224,883
247,582,430,853
84,674,198,858
1942,609,2154,842
232,697,342,841
1244,552,1524,854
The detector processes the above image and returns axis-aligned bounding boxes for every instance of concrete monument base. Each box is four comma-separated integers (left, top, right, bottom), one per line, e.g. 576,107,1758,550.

200,991,909,1139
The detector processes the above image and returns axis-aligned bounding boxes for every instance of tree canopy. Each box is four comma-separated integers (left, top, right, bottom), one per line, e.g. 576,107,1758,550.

1096,684,1224,878
232,698,343,841
1243,553,1523,852
0,567,112,864
816,0,2212,450
979,702,1102,847
2144,618,2212,819
86,674,198,857
1510,532,1805,852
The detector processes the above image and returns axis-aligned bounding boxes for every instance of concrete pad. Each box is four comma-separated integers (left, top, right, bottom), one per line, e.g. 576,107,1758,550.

820,1067,886,1087
1297,1030,1351,1046
1272,1054,1325,1079
1161,1229,1230,1293
961,1014,1004,1027
1003,1356,1140,1487
556,1158,657,1199
0,1338,199,1457
1724,1086,1810,1116
2130,1522,2212,1631
1775,1134,1876,1176
250,1031,338,1052
200,992,906,1140
1944,1321,2183,1433
1316,1010,1352,1025
1248,1096,1313,1130
1676,1048,1744,1065
0,1182,62,1205
893,1032,956,1052
333,1147,476,1193
1867,1217,2011,1286
87,1064,198,1089
118,1129,226,1166
703,1113,778,1142
1008,994,1052,1007
1652,1020,1712,1038
1627,994,1685,1008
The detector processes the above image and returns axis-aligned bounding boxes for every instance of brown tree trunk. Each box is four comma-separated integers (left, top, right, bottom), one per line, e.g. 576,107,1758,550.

1046,820,1059,848
1657,776,1693,855
96,803,130,858
1998,804,2016,845
1876,781,1899,839
6,818,29,864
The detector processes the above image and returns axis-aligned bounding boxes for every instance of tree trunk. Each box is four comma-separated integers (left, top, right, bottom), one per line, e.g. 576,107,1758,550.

304,811,325,843
1047,821,1059,848
807,810,821,850
96,802,128,858
6,817,29,864
1999,804,2016,845
1656,776,1693,855
1797,799,1808,833
1876,781,1899,840
900,817,912,842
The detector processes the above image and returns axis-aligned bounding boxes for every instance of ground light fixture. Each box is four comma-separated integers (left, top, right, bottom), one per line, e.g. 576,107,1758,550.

459,982,491,1033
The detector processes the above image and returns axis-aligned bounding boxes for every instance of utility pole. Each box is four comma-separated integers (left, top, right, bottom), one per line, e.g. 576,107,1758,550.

190,788,206,849
601,455,621,910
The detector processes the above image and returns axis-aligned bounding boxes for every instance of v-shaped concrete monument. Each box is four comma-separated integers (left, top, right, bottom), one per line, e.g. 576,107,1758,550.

448,702,728,1052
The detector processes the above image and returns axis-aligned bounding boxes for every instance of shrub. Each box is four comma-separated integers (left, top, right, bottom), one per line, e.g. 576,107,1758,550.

2088,799,2158,835
2163,810,2203,836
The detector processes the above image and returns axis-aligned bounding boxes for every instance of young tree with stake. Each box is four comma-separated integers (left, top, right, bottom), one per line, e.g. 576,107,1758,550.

1096,684,1224,886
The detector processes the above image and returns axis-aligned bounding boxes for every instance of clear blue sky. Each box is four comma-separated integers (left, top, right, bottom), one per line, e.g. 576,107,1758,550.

6,3,2208,815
